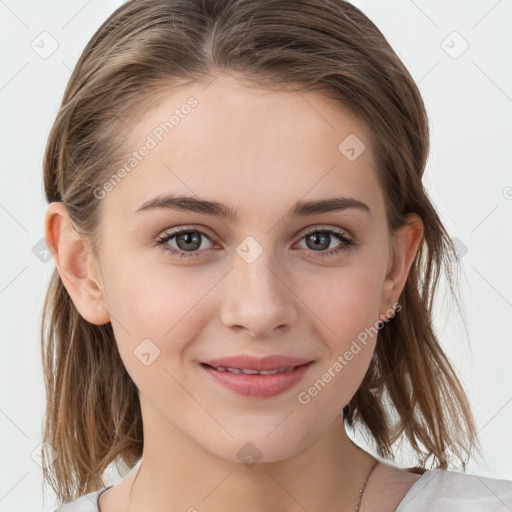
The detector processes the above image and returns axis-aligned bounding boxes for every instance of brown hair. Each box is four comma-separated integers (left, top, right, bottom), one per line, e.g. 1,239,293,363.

41,0,482,504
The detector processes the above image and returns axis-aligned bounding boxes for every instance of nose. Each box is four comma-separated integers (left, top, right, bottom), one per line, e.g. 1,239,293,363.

219,247,299,338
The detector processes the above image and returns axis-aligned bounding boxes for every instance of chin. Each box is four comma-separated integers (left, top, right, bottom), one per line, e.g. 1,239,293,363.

202,428,311,466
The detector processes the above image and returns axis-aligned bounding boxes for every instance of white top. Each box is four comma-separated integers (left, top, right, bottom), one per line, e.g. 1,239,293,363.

52,468,512,511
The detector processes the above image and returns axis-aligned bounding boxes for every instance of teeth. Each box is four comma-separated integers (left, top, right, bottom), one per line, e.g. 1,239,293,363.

258,368,289,375
213,365,295,375
237,368,259,375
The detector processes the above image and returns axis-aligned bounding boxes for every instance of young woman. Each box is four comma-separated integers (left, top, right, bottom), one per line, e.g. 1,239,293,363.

41,0,512,511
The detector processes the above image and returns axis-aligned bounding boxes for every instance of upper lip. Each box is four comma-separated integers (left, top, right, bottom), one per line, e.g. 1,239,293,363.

201,355,313,371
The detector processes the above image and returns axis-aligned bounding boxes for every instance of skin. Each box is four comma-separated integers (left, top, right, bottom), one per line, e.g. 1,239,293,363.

45,72,424,512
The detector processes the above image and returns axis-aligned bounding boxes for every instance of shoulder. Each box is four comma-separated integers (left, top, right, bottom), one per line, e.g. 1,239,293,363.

396,469,512,511
52,486,112,512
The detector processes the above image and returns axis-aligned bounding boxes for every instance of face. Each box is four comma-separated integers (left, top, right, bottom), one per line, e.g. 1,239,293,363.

51,72,421,465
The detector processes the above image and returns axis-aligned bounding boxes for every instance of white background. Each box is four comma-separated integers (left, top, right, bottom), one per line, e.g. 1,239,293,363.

0,0,511,510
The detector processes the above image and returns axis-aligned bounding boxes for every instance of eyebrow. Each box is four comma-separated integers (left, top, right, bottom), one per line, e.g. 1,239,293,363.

134,194,372,221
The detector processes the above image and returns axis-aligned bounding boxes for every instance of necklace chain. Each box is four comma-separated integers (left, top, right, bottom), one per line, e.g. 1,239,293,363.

355,459,380,512
356,460,379,512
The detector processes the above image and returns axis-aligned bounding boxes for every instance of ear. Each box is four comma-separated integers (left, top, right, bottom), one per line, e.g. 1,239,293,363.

44,202,110,325
379,213,424,320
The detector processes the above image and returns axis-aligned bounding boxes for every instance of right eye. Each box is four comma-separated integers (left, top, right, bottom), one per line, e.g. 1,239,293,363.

156,227,216,258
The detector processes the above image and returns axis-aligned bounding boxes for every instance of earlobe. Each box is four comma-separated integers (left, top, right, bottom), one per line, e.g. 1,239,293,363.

380,213,424,316
44,202,110,326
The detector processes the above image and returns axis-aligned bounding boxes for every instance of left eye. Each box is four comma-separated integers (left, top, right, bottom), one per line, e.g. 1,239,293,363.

155,227,354,259
295,229,354,256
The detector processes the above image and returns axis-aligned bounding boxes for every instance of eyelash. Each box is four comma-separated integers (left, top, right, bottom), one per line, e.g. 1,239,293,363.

155,227,354,260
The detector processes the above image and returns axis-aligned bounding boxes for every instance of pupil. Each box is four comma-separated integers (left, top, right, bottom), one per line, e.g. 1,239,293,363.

308,233,329,251
178,232,200,251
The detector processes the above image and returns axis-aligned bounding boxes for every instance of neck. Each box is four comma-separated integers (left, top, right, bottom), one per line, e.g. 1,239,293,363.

127,401,377,512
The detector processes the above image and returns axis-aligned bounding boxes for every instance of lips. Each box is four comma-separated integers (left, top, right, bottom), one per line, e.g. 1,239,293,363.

199,355,314,398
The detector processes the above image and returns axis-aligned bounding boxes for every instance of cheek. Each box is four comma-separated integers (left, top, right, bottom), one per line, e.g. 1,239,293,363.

295,274,382,415
102,259,217,375
104,256,211,332
299,255,384,399
306,259,384,338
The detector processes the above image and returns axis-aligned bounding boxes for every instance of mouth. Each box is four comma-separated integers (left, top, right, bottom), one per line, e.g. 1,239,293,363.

199,361,314,398
201,363,301,375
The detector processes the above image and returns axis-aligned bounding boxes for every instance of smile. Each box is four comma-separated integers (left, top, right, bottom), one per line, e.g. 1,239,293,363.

208,365,297,375
200,361,314,398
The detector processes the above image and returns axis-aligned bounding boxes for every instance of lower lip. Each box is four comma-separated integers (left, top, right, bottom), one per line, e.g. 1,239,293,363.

200,362,313,398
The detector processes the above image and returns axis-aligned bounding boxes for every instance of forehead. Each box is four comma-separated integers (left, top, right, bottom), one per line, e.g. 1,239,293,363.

102,73,385,222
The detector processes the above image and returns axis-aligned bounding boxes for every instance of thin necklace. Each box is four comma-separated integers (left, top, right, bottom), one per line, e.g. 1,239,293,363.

355,459,380,512
123,459,380,512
